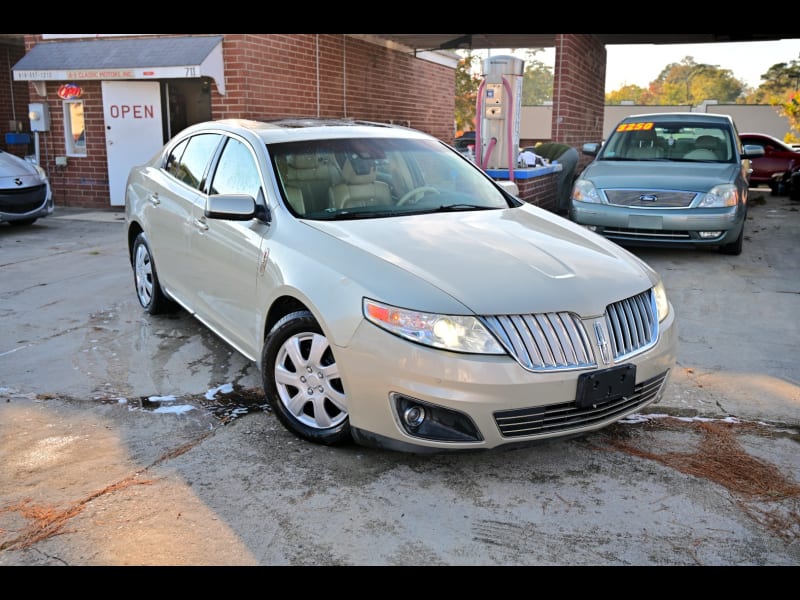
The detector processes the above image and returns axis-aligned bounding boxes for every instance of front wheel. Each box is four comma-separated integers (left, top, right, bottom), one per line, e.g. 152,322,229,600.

719,225,743,256
261,310,352,446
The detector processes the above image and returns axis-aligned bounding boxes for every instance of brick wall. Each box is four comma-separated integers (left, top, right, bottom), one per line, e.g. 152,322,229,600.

0,38,32,158
515,173,559,211
38,81,110,208
214,34,454,141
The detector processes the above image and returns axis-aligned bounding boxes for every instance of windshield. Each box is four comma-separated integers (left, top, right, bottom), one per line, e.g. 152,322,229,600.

269,137,513,219
599,121,736,163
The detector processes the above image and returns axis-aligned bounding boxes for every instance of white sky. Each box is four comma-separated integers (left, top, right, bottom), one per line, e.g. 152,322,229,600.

475,39,800,92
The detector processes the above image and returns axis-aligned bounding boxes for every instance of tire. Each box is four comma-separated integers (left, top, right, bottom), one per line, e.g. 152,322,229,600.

261,310,352,446
719,225,743,256
132,232,173,314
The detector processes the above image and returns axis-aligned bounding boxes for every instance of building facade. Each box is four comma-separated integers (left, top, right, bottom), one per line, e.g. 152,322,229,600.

3,33,609,211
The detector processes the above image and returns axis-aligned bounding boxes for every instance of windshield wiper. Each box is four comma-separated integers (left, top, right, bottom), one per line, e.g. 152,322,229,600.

435,204,495,212
314,210,399,220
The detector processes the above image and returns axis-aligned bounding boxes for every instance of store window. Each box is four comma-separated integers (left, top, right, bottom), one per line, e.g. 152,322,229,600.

63,100,86,157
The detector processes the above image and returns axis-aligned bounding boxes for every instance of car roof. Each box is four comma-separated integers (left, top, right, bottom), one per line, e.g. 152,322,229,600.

176,117,434,145
618,112,734,125
740,132,787,142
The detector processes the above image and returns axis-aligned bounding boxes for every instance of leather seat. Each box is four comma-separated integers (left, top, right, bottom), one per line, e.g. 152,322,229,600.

284,153,341,213
627,129,663,159
684,135,722,160
329,156,392,210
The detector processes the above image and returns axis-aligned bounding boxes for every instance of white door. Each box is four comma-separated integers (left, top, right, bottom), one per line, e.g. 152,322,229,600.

102,81,164,206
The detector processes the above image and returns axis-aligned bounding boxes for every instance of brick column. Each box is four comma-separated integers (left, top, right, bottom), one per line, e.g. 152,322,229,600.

551,34,606,172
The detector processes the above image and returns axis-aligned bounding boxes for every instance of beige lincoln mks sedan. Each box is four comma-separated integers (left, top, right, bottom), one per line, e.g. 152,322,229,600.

125,118,677,453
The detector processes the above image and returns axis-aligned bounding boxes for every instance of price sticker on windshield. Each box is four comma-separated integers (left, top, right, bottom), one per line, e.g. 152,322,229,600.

616,122,655,132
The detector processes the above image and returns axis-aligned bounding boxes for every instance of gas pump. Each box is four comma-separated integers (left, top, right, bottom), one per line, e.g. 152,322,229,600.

475,55,524,175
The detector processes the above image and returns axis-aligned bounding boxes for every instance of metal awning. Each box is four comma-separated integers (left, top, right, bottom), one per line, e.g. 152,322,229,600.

13,35,225,96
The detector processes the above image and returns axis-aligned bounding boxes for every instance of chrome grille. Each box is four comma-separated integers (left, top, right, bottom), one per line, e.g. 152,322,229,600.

603,227,691,240
494,370,670,438
481,289,658,371
604,189,696,208
605,289,658,360
481,312,595,372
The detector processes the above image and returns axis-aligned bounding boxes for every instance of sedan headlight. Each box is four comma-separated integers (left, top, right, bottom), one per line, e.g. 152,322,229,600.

653,280,670,322
698,183,738,208
571,179,603,204
363,298,505,354
28,162,49,184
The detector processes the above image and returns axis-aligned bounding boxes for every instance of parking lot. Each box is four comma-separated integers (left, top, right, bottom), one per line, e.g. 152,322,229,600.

1,191,798,565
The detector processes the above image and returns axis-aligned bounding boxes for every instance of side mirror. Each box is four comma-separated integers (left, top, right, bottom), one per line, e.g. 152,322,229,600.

582,142,601,157
741,144,765,159
496,180,519,197
205,194,257,221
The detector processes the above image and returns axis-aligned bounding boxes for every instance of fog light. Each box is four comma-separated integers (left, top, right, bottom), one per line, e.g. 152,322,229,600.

699,231,722,239
403,405,426,427
392,394,483,442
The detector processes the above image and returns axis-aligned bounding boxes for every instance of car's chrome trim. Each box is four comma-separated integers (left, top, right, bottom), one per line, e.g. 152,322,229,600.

481,289,658,372
494,370,670,438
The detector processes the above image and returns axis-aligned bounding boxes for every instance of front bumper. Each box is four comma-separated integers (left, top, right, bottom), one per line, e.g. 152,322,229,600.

0,183,54,223
335,306,677,453
570,201,744,248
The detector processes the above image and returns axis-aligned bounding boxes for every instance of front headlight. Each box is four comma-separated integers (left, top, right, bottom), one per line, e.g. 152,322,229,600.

571,179,603,204
363,298,505,354
653,280,670,322
32,163,49,184
698,183,738,208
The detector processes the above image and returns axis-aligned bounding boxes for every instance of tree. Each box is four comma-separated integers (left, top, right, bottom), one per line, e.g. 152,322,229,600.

606,84,657,105
605,56,746,106
520,49,554,105
454,52,481,135
652,57,746,105
751,60,800,102
751,60,800,142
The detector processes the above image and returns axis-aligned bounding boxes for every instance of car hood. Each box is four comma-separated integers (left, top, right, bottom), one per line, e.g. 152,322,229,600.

582,160,741,192
0,152,43,185
305,206,657,316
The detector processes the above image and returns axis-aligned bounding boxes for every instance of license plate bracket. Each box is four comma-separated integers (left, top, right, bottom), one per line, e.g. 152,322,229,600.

576,364,636,408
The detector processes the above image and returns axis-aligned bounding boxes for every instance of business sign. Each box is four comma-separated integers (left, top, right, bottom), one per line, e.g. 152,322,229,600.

57,83,83,99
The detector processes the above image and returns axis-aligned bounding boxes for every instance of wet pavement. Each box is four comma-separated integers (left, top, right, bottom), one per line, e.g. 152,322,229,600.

1,194,799,566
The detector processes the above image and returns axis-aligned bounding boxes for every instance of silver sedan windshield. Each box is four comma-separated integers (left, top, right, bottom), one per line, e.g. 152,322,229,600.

270,138,512,219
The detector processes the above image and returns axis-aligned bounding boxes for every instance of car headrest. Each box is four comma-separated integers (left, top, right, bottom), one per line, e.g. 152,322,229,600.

342,156,377,185
290,154,319,169
695,135,719,150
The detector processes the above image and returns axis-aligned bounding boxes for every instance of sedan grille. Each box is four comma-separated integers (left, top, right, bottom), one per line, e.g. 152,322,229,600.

494,370,670,438
480,290,659,371
604,189,696,208
605,289,658,360
481,312,595,371
0,184,48,214
603,227,692,240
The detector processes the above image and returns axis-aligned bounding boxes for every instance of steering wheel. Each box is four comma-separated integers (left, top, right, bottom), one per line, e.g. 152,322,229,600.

396,186,440,206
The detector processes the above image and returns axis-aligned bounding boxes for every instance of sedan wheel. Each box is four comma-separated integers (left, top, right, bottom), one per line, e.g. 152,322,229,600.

262,310,352,446
132,232,172,314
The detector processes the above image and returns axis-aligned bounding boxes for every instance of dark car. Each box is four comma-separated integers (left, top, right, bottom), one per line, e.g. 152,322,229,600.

738,132,800,188
453,131,476,158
